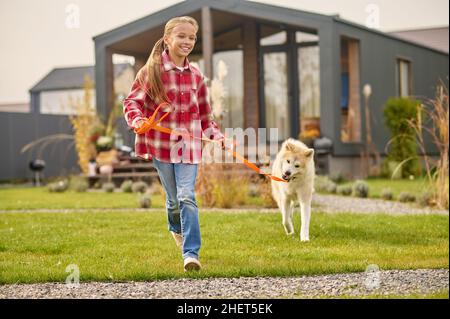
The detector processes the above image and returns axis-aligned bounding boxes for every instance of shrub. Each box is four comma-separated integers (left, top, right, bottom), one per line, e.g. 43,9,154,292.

138,191,152,208
383,97,420,178
398,191,416,203
417,192,433,207
120,180,133,193
326,182,337,194
315,175,337,194
315,175,330,192
329,172,346,184
381,188,394,201
148,182,166,198
47,180,69,193
92,181,102,189
69,176,88,192
102,182,115,193
337,185,352,196
408,84,449,209
68,75,98,175
352,180,369,198
247,183,261,197
131,181,148,193
73,180,88,192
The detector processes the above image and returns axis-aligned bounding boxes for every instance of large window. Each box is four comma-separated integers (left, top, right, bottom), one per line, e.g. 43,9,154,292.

340,37,361,143
213,51,244,129
187,27,244,129
298,45,320,139
296,31,319,43
260,25,287,46
397,59,412,97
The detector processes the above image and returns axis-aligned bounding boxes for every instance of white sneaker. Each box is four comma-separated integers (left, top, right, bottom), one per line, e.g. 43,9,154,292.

184,257,202,272
171,231,183,248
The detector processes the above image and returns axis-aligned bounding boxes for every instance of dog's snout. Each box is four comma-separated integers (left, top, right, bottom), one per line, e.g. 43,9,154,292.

284,171,291,176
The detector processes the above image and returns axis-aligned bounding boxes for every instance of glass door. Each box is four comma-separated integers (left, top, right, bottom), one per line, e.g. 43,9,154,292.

298,45,321,142
262,51,290,142
260,26,320,142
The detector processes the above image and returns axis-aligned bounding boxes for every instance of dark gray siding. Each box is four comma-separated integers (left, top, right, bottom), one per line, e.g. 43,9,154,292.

318,24,338,145
0,113,79,182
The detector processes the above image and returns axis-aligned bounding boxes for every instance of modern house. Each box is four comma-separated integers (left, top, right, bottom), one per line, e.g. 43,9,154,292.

93,0,448,178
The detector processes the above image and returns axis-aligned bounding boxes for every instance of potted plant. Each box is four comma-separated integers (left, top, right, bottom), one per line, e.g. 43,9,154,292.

299,129,320,148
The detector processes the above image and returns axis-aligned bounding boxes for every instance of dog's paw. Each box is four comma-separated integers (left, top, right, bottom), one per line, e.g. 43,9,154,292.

300,236,310,242
286,231,295,236
283,224,294,236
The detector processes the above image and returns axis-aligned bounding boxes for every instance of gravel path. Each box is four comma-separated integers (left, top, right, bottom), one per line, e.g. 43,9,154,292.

0,194,448,215
0,269,447,299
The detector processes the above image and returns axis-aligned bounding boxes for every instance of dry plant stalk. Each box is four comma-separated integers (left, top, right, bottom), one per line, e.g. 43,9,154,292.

408,83,449,209
209,60,228,120
69,75,97,174
258,177,278,208
196,163,250,208
196,60,232,206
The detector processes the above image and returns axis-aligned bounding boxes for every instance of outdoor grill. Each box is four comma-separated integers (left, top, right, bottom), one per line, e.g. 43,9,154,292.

29,159,46,187
313,137,333,175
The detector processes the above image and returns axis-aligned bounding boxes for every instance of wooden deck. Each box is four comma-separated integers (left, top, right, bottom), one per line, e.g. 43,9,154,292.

87,153,159,187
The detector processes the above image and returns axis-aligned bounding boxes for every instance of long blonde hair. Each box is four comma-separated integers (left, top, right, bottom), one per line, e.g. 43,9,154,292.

137,16,199,104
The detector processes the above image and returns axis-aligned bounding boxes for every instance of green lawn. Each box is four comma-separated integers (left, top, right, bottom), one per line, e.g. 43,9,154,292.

0,211,447,284
0,187,165,210
0,187,266,210
0,177,435,211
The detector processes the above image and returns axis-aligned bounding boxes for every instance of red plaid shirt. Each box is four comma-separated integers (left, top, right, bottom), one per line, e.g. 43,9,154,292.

123,50,224,163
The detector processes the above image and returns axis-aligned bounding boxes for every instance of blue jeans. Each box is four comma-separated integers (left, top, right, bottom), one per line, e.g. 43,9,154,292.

152,157,200,260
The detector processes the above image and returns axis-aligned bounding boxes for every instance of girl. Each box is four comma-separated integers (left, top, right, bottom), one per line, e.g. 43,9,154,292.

123,16,224,272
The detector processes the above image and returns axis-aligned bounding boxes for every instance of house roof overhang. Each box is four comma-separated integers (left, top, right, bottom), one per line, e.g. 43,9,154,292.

92,0,332,58
93,0,448,58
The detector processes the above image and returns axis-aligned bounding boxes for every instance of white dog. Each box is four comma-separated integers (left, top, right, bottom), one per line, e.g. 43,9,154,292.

271,138,315,241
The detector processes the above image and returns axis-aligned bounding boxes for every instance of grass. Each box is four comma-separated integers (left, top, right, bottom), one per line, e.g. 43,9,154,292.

0,187,267,210
0,187,165,210
0,178,438,211
0,211,447,284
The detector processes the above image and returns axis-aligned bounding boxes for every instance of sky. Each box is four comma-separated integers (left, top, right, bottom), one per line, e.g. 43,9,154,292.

0,0,448,104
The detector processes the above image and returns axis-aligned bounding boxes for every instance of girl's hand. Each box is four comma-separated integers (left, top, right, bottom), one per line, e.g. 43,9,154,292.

134,119,146,130
220,139,226,150
218,137,234,150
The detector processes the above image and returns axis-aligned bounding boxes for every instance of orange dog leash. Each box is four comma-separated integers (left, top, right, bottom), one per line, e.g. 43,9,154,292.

134,102,287,183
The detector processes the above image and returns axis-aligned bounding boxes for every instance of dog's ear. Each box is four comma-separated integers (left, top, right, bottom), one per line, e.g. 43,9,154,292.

285,142,296,152
304,148,314,157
